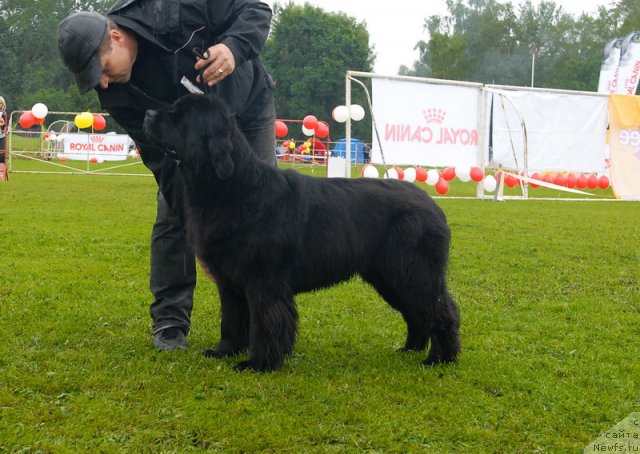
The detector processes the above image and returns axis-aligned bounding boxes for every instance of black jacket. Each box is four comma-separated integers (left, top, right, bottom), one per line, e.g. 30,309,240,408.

97,0,274,210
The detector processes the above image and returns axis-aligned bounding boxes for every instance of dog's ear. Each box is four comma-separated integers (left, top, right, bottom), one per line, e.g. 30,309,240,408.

208,136,234,180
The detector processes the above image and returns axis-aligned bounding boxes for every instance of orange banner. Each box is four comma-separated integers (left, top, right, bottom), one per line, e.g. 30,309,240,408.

609,94,640,199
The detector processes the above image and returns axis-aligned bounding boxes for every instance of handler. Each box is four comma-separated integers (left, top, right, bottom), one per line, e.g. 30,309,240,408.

57,0,276,351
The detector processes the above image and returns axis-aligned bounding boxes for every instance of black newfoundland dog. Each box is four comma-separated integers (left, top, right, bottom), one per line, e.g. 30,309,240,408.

143,93,460,372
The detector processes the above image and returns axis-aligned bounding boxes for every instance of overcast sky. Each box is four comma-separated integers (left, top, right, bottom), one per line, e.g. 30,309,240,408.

264,0,615,74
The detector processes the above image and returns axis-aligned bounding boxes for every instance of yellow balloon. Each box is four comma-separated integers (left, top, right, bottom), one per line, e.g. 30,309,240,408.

288,141,296,150
75,112,94,129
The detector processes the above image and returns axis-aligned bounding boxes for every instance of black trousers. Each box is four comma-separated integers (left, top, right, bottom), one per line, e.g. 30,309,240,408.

149,115,276,334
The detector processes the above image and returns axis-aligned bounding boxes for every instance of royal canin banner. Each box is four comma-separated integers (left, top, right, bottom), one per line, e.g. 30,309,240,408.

370,78,482,167
62,133,131,161
615,32,640,96
608,94,640,200
598,38,622,94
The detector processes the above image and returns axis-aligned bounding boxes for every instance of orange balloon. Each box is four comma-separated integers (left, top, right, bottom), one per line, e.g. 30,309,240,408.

275,120,288,138
93,114,107,131
315,122,329,138
435,178,449,194
19,111,35,128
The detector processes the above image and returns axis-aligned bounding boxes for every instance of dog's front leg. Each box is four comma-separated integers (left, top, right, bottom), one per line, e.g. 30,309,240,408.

204,284,249,358
234,281,298,372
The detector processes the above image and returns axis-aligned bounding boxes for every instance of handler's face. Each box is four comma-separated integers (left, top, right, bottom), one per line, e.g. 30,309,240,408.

98,31,136,89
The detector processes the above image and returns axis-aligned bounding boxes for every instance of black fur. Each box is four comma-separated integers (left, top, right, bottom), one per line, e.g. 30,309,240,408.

143,93,460,372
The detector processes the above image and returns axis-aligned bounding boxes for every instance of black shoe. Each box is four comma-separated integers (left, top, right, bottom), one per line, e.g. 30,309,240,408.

153,327,188,351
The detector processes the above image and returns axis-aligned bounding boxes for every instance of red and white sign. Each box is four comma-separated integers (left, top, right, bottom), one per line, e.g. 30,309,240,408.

62,133,131,161
371,78,482,167
598,38,622,94
615,32,640,96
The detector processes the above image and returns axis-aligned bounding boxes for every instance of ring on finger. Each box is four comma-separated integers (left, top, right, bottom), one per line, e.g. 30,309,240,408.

218,68,224,75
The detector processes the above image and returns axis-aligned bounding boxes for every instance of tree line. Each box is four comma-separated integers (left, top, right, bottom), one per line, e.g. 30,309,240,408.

0,0,637,141
402,0,640,92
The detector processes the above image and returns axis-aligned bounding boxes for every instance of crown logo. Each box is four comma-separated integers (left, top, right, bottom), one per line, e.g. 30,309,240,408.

423,108,446,124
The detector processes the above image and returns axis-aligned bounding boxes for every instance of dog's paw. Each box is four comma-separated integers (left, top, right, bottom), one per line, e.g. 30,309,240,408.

396,345,425,353
203,340,246,358
422,355,457,367
233,359,282,373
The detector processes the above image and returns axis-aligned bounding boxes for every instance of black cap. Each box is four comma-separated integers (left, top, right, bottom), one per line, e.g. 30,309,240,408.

57,12,108,94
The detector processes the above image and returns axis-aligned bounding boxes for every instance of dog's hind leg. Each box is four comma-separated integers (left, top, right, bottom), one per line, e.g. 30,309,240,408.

204,284,250,358
423,284,460,366
233,280,298,372
362,270,431,352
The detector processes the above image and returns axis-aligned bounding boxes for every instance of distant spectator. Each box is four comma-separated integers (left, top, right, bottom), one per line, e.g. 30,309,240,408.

0,96,6,164
363,143,371,164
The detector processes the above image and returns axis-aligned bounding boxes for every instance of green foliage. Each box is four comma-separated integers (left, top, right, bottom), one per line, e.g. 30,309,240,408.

1,173,639,451
615,0,640,35
411,0,640,91
263,3,374,141
0,0,111,111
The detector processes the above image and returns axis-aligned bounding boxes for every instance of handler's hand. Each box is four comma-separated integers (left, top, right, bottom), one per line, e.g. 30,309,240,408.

195,43,236,87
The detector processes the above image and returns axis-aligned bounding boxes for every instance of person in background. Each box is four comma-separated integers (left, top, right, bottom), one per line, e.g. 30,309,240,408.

57,0,276,351
0,96,6,164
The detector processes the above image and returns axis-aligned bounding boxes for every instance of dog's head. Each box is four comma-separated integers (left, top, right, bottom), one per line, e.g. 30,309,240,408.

143,93,236,180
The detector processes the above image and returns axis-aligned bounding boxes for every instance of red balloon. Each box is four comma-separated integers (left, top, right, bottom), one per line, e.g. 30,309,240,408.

275,120,288,138
542,173,553,184
553,173,566,187
93,114,106,131
470,167,484,182
33,115,46,125
435,178,449,195
587,174,599,189
441,167,456,181
19,111,35,128
315,122,329,138
302,115,318,130
529,172,541,188
576,174,588,189
598,175,610,189
394,167,405,180
566,173,577,188
504,173,517,188
415,167,427,182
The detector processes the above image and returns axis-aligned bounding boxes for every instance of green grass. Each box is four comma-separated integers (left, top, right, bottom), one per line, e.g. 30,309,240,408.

0,172,638,452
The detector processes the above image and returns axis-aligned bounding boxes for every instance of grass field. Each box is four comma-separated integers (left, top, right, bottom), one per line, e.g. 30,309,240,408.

1,171,638,452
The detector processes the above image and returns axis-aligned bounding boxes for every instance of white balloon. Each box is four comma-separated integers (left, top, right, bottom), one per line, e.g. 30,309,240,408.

301,125,315,136
456,166,471,182
362,164,378,178
383,168,398,179
332,105,349,123
426,169,440,186
350,104,365,121
483,175,497,192
31,103,48,119
97,157,105,164
403,167,416,183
